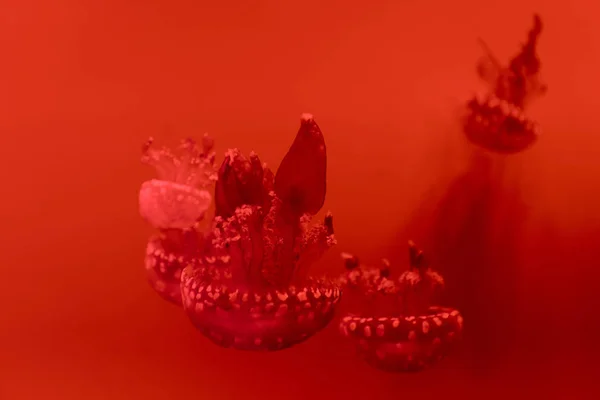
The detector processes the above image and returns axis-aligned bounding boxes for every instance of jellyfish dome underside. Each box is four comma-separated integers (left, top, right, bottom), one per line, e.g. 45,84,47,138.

339,307,463,372
181,265,341,350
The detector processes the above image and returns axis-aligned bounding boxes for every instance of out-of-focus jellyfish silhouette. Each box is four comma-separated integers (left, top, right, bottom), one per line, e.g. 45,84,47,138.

338,241,463,372
464,14,547,153
139,135,217,305
396,142,527,370
427,153,525,369
180,114,341,351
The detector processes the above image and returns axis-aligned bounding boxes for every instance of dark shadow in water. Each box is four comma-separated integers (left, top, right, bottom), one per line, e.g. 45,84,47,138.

398,148,528,373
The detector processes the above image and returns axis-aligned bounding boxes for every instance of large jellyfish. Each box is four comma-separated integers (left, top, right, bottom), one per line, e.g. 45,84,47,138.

338,241,463,372
464,14,547,153
139,135,217,305
180,114,341,351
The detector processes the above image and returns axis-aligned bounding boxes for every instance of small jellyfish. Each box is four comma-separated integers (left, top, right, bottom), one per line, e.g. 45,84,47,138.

140,135,217,305
464,14,547,154
180,114,341,351
338,241,463,372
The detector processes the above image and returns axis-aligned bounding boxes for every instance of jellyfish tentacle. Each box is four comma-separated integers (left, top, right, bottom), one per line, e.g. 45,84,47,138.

291,212,336,284
476,37,503,86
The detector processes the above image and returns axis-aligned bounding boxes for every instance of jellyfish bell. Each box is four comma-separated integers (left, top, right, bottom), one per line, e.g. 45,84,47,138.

464,14,547,154
140,135,217,305
463,93,541,154
338,241,463,372
181,114,342,351
139,135,217,230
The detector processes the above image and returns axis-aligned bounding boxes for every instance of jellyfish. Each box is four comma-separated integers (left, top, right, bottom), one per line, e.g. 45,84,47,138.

140,135,217,305
464,14,547,154
338,241,463,372
180,114,341,351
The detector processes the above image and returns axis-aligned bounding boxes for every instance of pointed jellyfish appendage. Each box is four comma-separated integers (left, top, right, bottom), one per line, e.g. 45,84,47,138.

464,14,547,154
140,135,217,305
180,114,341,351
337,242,463,372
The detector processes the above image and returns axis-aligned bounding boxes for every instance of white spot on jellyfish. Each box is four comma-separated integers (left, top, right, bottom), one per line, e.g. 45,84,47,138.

275,303,288,317
422,321,430,334
297,291,307,302
277,291,289,302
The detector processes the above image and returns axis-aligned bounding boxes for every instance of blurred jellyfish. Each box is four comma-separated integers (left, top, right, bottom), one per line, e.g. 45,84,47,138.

180,114,341,351
338,241,463,372
140,135,217,305
464,14,547,153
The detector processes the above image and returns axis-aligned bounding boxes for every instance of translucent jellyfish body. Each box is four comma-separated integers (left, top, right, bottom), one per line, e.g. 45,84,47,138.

140,135,216,230
338,242,463,372
180,114,341,351
464,14,547,154
140,135,217,305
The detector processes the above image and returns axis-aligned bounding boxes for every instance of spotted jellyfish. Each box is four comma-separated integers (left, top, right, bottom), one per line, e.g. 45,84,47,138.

464,13,547,154
180,114,341,351
338,241,463,372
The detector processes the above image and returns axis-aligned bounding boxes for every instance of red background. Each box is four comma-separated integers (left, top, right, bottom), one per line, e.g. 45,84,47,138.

1,1,599,399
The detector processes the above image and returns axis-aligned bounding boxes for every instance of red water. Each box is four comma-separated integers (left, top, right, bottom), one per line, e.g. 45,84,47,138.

1,1,598,399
